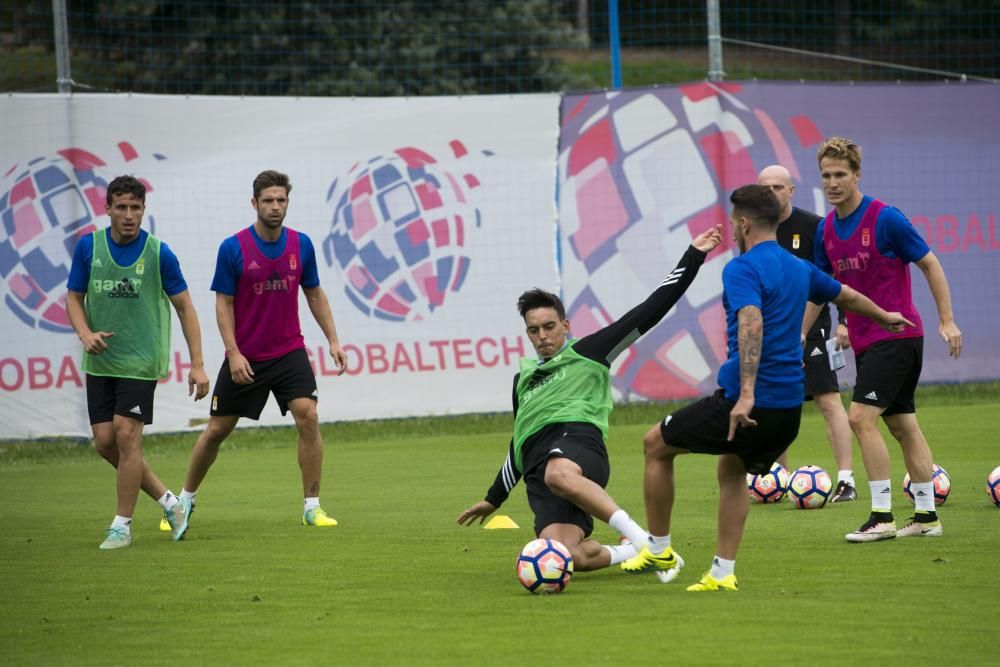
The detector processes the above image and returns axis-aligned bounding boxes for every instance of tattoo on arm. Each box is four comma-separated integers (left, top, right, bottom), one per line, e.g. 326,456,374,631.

738,306,763,395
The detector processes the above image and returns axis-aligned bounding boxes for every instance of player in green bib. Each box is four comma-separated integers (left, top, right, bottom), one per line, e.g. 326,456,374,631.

458,225,723,577
66,176,210,550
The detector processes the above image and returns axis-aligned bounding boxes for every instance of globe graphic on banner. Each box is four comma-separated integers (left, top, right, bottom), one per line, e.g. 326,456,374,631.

559,82,825,400
323,141,487,322
0,144,163,332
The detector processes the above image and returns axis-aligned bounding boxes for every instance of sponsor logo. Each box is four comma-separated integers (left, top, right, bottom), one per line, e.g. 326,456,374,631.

810,347,823,357
251,271,296,295
129,405,142,415
0,142,164,332
92,277,142,299
247,260,261,271
865,391,878,400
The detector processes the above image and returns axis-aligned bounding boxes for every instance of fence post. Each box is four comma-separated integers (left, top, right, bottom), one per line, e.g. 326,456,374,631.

608,0,622,89
52,0,72,92
706,0,725,81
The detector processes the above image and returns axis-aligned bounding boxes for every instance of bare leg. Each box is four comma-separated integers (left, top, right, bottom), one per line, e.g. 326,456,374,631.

112,415,145,518
92,421,168,501
641,425,689,536
884,413,933,483
184,415,239,492
715,454,750,560
289,398,323,498
848,402,891,481
539,523,610,572
542,457,621,522
815,391,853,472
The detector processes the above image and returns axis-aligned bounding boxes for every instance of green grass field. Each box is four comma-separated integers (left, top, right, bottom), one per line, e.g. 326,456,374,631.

1,386,997,666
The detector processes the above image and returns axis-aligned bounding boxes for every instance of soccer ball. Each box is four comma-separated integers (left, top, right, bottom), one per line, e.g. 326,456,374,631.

987,466,1000,508
516,538,573,594
747,462,790,504
902,464,951,506
787,466,833,509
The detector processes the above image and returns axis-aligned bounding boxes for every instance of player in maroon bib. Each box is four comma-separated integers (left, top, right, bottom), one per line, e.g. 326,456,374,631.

815,137,962,543
178,170,349,531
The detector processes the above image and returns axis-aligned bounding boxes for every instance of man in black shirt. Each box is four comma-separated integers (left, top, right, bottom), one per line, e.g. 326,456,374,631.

758,165,856,502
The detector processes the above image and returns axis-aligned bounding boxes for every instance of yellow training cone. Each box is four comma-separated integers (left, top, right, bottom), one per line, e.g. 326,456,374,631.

483,515,519,529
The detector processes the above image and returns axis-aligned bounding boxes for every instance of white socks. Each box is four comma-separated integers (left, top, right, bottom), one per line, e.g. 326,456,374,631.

710,555,735,580
838,470,855,486
111,515,131,530
648,534,672,555
304,497,321,511
608,509,649,548
157,490,178,511
911,481,936,513
869,479,892,512
604,543,638,565
179,489,197,505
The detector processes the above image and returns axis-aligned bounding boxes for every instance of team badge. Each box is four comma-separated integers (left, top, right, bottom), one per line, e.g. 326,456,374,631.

792,234,800,250
135,258,145,275
290,254,297,270
861,228,871,247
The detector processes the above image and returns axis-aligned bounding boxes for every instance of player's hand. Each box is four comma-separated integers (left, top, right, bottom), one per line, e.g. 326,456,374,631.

835,323,851,350
229,351,254,385
691,224,723,253
457,500,497,526
879,311,916,334
328,341,348,376
188,365,210,401
727,395,758,442
80,331,114,355
939,320,962,359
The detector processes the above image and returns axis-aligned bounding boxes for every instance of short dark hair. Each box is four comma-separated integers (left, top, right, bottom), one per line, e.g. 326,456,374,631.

517,288,566,320
730,184,780,229
253,170,292,199
105,175,146,205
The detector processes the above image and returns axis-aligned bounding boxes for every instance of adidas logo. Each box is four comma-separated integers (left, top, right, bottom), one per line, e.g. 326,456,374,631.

810,347,823,357
880,488,891,494
129,405,142,415
865,391,878,400
916,490,927,497
663,415,673,427
93,258,103,267
248,260,261,270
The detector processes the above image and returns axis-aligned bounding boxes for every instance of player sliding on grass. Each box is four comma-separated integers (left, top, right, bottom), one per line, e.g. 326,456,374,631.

457,225,724,575
622,185,913,591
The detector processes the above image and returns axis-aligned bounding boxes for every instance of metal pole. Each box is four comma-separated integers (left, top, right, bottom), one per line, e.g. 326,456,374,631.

608,0,622,89
706,0,725,81
52,0,72,93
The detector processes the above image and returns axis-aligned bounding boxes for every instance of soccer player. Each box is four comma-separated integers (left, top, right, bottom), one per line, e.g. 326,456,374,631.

457,225,725,575
177,170,348,532
622,185,913,591
814,137,962,542
66,175,210,550
758,165,857,502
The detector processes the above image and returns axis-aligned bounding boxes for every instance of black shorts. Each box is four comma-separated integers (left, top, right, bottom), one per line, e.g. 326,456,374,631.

521,422,611,538
660,390,802,475
853,337,923,416
210,348,317,420
802,334,840,399
86,374,158,425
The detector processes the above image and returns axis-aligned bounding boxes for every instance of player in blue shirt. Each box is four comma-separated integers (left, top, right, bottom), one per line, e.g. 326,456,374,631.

621,185,913,591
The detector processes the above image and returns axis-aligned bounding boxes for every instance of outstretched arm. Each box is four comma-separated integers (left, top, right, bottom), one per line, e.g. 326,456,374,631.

574,225,723,365
832,285,915,333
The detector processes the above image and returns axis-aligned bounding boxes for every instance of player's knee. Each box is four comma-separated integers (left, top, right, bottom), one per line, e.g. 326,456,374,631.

543,463,575,497
642,427,667,460
847,408,877,434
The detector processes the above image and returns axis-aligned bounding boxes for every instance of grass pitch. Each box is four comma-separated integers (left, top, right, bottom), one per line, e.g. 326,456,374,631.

1,386,997,666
